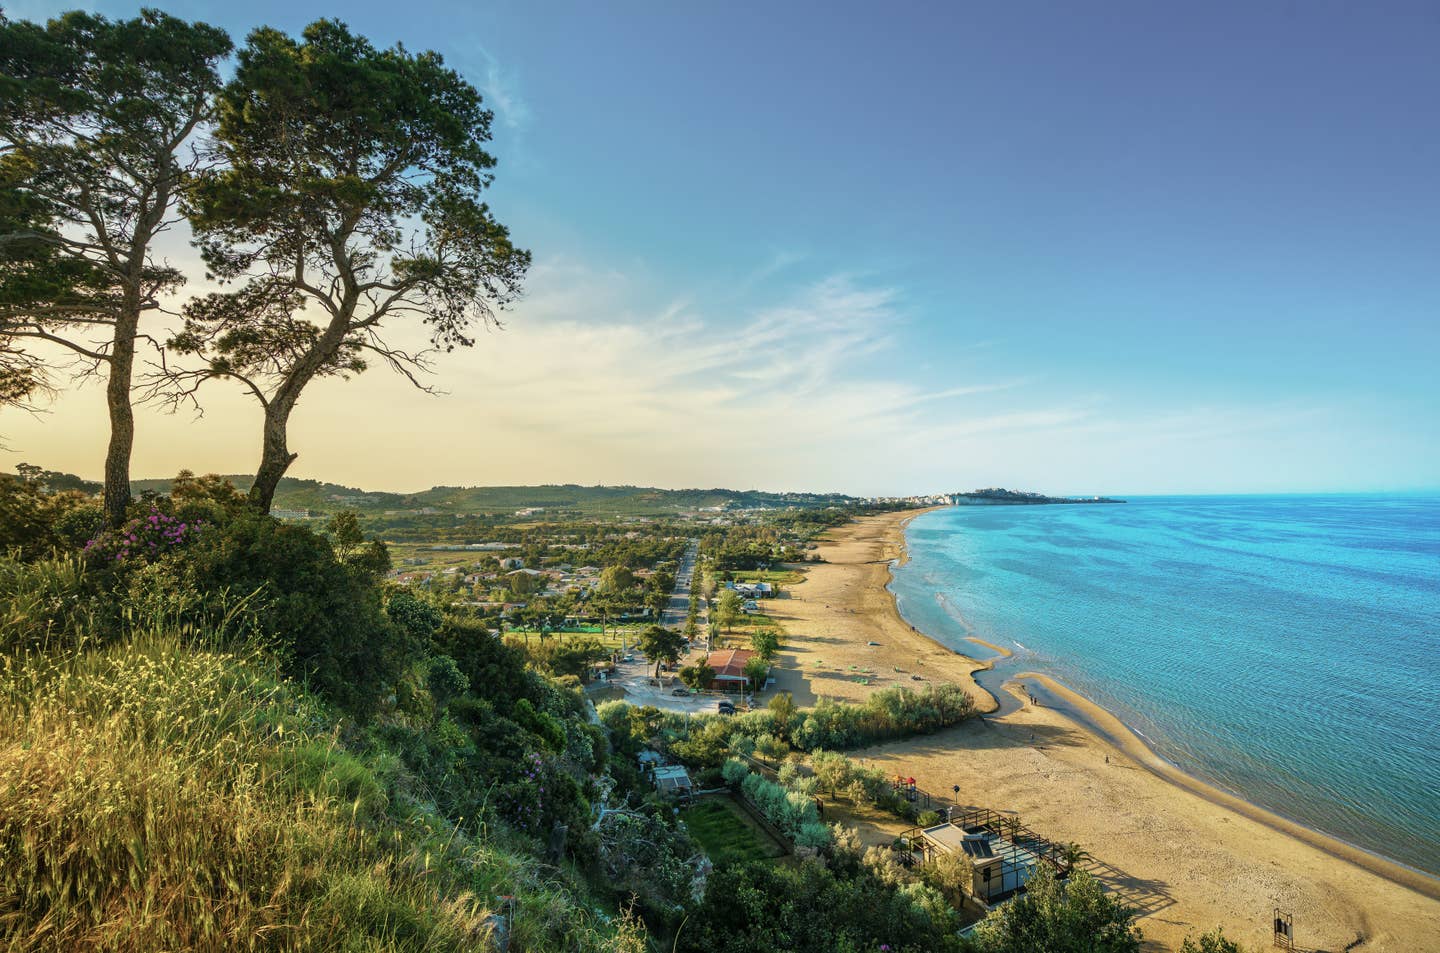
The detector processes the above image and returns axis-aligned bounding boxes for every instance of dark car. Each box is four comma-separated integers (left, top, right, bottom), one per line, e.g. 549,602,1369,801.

671,688,690,697
716,700,736,715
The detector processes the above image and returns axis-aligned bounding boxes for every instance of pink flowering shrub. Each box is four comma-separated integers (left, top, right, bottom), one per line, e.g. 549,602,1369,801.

83,505,204,566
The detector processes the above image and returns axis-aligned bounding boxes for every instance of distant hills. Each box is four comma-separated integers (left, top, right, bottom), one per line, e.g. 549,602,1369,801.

20,467,1119,516
126,475,863,517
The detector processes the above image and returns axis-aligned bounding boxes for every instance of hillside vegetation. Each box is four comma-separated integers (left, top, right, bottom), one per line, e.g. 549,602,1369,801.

0,482,650,951
125,475,863,519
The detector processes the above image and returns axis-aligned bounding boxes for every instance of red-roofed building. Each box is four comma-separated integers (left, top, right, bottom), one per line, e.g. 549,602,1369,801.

706,648,758,693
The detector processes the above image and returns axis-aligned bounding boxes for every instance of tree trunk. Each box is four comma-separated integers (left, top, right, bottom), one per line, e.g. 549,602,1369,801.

248,298,354,514
249,399,298,513
102,311,139,528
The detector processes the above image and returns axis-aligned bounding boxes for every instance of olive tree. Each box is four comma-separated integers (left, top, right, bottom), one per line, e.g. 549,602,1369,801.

174,19,529,512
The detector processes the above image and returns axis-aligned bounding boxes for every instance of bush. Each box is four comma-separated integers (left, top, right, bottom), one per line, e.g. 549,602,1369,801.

679,659,714,689
1180,929,1251,953
789,683,975,750
969,866,1142,953
738,770,829,848
175,511,411,714
678,860,963,953
0,475,97,559
82,502,205,566
0,554,102,653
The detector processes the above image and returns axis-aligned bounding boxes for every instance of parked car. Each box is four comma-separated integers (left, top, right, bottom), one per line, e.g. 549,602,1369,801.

716,700,736,715
671,688,690,697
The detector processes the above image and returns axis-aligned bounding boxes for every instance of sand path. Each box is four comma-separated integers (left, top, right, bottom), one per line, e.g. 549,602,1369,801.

764,511,1440,953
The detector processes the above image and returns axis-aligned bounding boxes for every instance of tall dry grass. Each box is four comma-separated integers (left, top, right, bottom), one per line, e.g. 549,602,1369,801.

0,635,496,952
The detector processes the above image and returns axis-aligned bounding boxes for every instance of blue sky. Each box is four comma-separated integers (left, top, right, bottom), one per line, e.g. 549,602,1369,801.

6,0,1438,494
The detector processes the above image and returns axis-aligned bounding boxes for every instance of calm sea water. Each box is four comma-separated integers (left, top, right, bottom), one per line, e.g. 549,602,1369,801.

890,496,1440,875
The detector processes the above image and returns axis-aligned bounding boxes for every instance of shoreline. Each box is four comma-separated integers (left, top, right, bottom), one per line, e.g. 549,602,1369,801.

883,509,1440,901
769,509,1440,951
1013,671,1440,901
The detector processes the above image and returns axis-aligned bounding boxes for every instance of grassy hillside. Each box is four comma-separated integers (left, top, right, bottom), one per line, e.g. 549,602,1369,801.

0,627,643,952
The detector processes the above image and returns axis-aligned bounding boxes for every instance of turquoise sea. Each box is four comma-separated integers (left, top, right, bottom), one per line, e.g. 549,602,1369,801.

889,496,1440,876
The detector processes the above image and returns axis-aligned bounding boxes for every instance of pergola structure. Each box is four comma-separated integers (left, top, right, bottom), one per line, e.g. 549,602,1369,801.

900,808,1071,907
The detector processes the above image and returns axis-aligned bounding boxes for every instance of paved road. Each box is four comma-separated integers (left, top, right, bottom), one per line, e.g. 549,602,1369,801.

659,538,700,629
598,538,733,713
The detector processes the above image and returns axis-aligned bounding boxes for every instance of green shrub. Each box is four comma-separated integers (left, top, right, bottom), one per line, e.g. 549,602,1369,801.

175,511,411,714
679,859,962,953
969,866,1142,953
0,553,101,653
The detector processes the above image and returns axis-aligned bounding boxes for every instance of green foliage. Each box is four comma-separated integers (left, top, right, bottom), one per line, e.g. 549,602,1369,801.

807,749,916,818
918,848,973,904
0,10,234,525
768,690,797,737
738,770,829,849
175,510,411,714
636,624,685,677
680,658,715,689
1180,928,1251,953
0,553,99,653
0,473,94,559
526,637,609,680
679,859,963,953
326,509,365,559
424,655,469,710
749,626,781,661
754,731,791,763
721,756,750,786
386,590,444,642
598,564,635,593
177,18,530,508
715,587,742,630
670,717,739,770
968,866,1142,953
744,655,770,690
790,683,975,751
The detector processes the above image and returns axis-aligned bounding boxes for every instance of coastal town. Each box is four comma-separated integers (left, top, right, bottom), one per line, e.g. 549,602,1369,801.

247,479,1440,949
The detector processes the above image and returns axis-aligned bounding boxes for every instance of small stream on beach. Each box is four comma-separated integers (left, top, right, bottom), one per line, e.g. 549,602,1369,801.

888,496,1440,877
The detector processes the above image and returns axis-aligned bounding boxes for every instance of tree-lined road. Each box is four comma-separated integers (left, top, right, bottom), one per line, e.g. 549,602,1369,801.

660,539,699,628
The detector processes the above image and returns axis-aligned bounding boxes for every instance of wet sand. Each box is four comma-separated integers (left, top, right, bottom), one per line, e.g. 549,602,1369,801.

765,510,1440,952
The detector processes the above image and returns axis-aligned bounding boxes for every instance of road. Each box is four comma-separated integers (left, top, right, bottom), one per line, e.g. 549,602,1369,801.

596,537,740,713
659,538,700,629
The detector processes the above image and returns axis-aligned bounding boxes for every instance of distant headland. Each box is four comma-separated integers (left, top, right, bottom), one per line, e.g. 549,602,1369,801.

948,488,1125,505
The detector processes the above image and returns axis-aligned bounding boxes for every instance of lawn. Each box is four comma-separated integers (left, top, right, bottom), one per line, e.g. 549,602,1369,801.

681,797,788,865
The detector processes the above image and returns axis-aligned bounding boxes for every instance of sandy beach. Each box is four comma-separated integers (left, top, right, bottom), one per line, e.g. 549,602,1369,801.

763,510,1440,952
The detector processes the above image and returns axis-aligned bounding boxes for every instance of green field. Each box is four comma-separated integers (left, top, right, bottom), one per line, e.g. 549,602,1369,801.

681,797,788,864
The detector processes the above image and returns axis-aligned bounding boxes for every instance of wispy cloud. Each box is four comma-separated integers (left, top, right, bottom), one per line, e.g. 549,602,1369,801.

380,261,1060,490
455,43,532,132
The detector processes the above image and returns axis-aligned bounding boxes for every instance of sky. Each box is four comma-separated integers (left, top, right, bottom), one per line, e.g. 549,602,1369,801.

4,0,1438,496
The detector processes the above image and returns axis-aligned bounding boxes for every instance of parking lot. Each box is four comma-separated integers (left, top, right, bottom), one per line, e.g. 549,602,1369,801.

600,645,754,715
